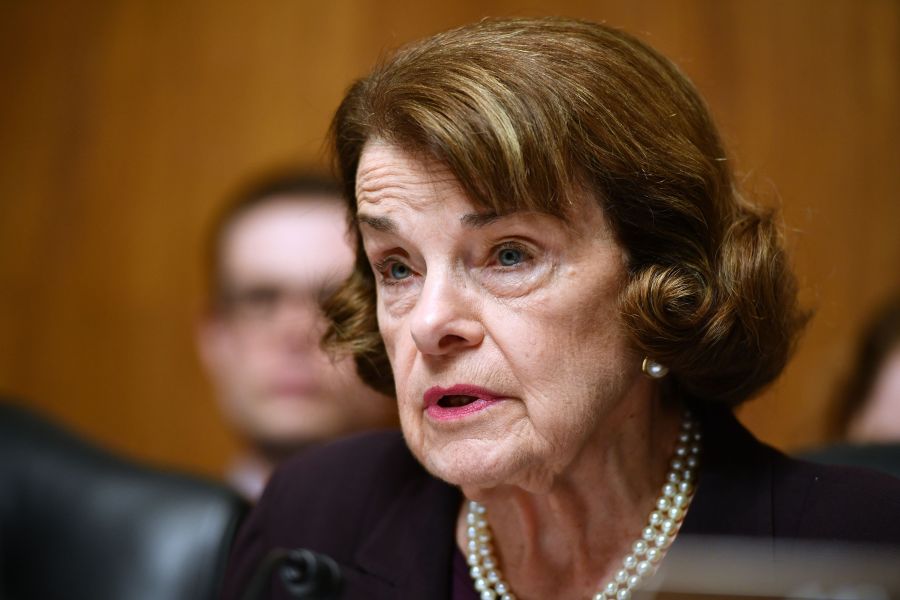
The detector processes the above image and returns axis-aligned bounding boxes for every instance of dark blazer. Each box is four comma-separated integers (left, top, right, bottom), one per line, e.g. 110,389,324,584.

221,408,900,600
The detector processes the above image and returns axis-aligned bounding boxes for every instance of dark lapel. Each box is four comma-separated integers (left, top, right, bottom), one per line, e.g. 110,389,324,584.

645,408,779,594
679,407,775,539
351,464,462,599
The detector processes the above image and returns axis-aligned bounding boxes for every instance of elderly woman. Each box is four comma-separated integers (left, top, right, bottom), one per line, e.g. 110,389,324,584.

222,18,900,600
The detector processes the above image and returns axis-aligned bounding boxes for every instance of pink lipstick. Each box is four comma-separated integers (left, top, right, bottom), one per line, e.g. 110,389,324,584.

423,384,504,421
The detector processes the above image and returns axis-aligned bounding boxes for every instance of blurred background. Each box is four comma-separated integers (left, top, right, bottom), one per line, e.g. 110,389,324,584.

1,0,897,478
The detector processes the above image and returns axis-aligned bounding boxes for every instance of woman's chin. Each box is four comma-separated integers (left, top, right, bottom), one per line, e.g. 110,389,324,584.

416,437,534,490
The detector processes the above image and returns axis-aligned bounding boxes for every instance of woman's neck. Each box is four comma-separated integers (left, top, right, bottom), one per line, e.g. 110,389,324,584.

456,388,683,600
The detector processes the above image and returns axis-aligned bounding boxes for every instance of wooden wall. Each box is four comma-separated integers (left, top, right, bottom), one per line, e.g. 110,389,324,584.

1,0,897,477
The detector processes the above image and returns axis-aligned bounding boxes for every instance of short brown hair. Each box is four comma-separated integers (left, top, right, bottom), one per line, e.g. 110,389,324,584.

324,17,807,406
204,170,341,311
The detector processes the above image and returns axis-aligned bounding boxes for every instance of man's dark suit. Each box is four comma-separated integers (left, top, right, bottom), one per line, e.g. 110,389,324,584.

221,407,900,599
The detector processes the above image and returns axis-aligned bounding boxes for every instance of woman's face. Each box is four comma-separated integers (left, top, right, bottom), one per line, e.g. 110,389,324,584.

356,142,645,492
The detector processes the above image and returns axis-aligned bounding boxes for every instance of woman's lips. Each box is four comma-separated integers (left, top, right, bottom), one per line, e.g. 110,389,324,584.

423,384,504,421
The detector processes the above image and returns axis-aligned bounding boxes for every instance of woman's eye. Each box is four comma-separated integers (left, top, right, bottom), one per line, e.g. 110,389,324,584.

497,245,527,267
372,255,415,286
389,262,412,280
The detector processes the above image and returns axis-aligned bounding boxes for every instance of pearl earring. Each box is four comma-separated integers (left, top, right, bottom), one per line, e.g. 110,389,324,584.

642,357,669,379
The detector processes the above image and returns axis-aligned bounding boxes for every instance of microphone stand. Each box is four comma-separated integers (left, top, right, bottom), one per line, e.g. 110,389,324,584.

240,548,343,600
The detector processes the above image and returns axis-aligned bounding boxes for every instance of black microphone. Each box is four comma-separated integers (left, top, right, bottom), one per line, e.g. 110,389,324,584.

240,547,343,600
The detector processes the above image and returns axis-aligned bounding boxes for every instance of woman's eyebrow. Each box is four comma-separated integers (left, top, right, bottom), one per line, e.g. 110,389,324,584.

358,212,504,232
357,213,396,233
460,212,502,228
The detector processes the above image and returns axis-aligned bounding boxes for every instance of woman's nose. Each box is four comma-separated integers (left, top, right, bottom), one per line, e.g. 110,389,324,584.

409,271,484,356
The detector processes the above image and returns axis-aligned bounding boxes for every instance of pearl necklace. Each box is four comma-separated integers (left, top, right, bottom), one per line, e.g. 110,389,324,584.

464,412,701,600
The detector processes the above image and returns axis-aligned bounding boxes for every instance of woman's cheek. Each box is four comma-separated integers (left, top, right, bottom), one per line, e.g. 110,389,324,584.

378,282,420,319
376,292,417,361
478,262,553,299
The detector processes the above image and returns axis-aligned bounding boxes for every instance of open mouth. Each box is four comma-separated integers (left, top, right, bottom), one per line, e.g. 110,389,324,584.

423,385,502,421
437,395,478,408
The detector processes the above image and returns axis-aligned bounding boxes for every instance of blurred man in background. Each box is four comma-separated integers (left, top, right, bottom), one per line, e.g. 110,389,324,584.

802,293,900,478
197,172,397,500
835,294,900,445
